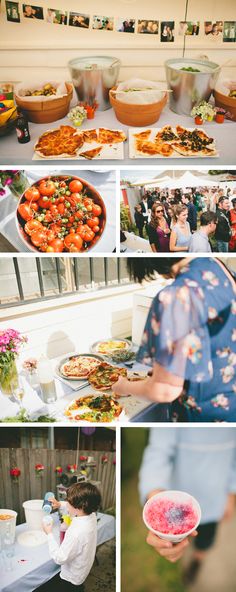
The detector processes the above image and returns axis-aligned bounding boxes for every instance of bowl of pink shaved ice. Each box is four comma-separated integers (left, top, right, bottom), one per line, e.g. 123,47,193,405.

143,490,201,542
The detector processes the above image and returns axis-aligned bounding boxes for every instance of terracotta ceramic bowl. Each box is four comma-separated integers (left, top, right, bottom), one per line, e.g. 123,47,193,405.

214,89,236,121
16,175,106,253
109,88,167,126
14,83,73,124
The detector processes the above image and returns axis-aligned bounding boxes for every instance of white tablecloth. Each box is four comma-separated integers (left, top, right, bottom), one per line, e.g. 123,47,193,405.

0,513,115,592
0,170,116,252
0,356,152,423
0,105,235,166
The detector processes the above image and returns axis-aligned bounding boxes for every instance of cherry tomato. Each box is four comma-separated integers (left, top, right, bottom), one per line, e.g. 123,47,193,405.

44,212,53,223
31,202,39,212
18,202,34,221
25,220,44,235
69,180,83,193
87,216,99,228
67,193,82,207
50,223,61,235
92,204,102,216
46,246,54,253
57,203,65,215
46,229,56,242
30,230,47,247
47,238,64,252
49,205,59,216
75,211,84,221
24,186,40,202
59,181,67,188
64,233,83,251
77,225,95,242
38,180,56,197
93,225,100,233
38,196,52,209
68,215,75,223
84,198,93,207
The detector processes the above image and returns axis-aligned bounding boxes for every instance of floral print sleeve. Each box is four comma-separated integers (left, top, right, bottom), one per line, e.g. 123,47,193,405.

136,258,236,422
137,279,212,382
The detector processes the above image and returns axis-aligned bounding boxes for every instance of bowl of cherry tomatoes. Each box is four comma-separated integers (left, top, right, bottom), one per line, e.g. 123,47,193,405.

16,175,106,252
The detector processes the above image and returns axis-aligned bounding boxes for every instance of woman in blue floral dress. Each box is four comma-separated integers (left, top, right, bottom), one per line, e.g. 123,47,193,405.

112,257,236,422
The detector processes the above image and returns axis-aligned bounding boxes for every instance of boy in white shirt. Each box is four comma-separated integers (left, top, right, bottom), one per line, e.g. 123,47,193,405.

35,482,101,591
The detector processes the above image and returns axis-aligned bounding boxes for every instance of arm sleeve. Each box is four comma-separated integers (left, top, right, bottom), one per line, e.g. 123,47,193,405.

227,445,236,493
138,428,178,504
147,225,158,248
137,282,213,382
47,528,82,565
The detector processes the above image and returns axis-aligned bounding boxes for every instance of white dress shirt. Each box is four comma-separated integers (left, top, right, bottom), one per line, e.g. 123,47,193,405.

47,512,97,585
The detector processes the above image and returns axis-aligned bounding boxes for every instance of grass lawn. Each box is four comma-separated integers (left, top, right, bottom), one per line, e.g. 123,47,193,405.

121,429,185,592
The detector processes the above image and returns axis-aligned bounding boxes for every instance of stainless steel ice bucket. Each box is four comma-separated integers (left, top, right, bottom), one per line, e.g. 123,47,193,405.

68,56,121,111
165,58,221,115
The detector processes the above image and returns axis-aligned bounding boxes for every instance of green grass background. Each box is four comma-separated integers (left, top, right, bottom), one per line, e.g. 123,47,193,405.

121,428,185,592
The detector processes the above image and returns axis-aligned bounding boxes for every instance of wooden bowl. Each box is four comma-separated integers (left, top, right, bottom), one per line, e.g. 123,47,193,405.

214,89,236,121
109,88,167,126
14,83,73,124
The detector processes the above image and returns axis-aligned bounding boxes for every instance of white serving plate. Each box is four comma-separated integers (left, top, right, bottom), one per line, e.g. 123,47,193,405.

129,126,219,159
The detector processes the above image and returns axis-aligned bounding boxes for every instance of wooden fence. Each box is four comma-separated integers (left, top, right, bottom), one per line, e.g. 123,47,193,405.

0,449,116,523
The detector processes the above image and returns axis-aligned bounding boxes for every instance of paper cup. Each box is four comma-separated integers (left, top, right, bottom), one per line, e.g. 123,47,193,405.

143,490,201,543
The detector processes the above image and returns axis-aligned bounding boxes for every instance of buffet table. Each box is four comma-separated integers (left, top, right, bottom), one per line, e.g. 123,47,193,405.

0,170,116,253
0,105,235,166
0,356,156,423
0,513,115,592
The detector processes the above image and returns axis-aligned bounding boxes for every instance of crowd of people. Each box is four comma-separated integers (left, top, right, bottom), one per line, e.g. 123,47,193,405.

133,186,236,252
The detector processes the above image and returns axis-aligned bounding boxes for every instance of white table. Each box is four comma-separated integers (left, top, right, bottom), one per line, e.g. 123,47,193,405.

0,170,116,253
0,513,115,592
0,354,155,423
0,106,235,166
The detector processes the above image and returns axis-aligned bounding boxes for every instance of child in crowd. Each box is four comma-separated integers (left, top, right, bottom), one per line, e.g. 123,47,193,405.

35,482,101,591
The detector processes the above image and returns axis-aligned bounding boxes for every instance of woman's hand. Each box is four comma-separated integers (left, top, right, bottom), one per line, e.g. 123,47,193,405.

111,377,131,397
146,530,198,563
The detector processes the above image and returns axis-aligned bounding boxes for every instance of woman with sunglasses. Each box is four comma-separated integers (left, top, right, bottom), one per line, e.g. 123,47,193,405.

147,202,170,252
112,257,236,422
170,204,191,252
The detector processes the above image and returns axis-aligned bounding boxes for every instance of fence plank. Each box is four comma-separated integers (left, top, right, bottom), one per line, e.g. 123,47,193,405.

0,449,115,522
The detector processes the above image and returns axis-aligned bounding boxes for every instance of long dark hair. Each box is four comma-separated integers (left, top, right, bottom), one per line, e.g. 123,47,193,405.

127,258,185,282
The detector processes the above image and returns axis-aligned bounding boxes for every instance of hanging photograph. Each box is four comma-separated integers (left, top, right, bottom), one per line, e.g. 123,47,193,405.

46,8,67,25
68,12,90,28
22,4,44,19
223,21,236,42
204,21,223,37
137,19,159,34
5,0,20,22
116,17,135,33
179,21,199,35
160,21,174,42
92,15,114,31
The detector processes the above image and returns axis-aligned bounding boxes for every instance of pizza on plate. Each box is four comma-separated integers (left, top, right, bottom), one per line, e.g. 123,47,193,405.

88,362,127,390
60,355,101,379
35,126,84,157
133,130,152,140
173,126,217,156
155,125,178,144
97,128,127,144
80,147,103,160
64,394,123,422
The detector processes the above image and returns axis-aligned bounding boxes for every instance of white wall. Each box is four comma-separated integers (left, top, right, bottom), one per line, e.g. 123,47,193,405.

1,0,235,82
0,284,142,359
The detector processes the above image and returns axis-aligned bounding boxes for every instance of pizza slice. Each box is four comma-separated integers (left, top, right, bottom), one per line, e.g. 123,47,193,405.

155,125,178,144
64,394,123,422
82,129,98,143
97,128,127,144
80,147,103,160
135,139,162,156
88,362,127,390
133,129,152,140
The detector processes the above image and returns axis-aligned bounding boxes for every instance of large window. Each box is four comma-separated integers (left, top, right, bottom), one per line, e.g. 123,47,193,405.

0,257,130,307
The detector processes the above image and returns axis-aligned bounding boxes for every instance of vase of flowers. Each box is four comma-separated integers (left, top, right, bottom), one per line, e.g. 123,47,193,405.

0,329,27,395
191,101,215,124
0,170,29,199
67,464,77,474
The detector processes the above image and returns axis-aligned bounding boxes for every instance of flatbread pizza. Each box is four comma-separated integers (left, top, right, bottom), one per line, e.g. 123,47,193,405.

60,355,101,379
64,394,123,422
97,128,127,144
88,362,127,390
80,147,103,160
